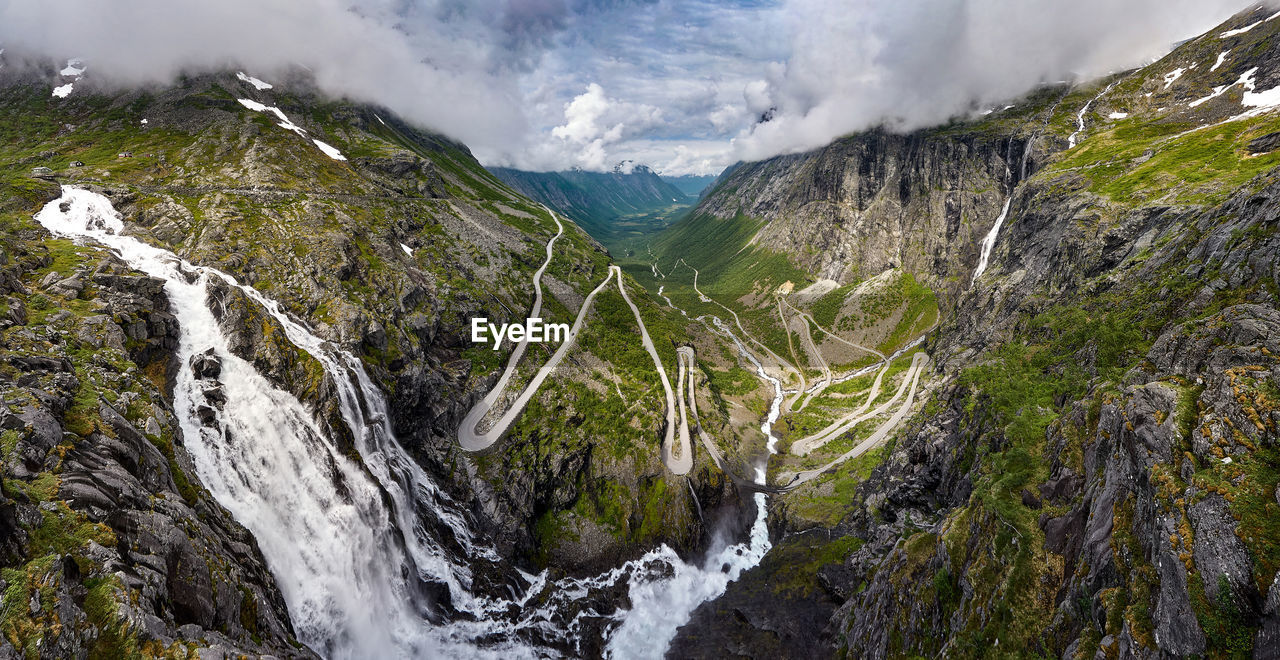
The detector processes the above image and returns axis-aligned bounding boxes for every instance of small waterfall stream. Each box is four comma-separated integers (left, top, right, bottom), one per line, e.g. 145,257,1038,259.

35,186,785,659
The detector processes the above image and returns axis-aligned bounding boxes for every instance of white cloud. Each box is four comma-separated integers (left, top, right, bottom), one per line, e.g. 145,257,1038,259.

0,0,1253,177
730,0,1246,162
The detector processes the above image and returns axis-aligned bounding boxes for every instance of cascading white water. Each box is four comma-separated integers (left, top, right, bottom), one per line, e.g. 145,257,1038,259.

36,186,785,658
1068,81,1119,148
600,314,779,659
34,187,534,659
971,198,1011,283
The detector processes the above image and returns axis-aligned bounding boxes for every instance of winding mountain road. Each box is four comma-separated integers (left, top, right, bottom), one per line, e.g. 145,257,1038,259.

456,220,688,473
671,259,802,389
457,265,616,451
782,353,928,489
617,269,684,475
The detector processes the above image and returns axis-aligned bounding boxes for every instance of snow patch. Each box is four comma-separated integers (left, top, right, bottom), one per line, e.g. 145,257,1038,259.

1222,456,1233,464
1186,66,1256,109
312,139,347,161
60,59,85,76
1108,112,1129,119
1211,50,1231,72
400,243,413,256
237,99,347,161
1221,20,1263,38
140,119,148,125
1163,68,1186,89
236,72,273,90
237,98,306,136
51,84,73,98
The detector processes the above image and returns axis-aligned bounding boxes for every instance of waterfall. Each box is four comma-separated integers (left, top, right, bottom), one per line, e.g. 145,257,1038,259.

1068,81,1119,148
35,185,787,658
971,199,1012,283
35,187,536,658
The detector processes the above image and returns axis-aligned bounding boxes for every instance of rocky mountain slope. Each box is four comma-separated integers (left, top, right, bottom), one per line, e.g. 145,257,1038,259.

667,4,1280,658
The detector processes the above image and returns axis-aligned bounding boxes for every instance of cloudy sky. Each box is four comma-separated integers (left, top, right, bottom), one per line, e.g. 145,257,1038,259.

0,0,1253,175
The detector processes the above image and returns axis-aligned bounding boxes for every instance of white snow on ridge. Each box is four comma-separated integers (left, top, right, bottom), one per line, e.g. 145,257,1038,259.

1163,68,1186,89
237,98,305,136
1220,10,1280,38
400,243,413,256
312,139,347,161
1222,20,1263,38
1243,79,1280,110
52,84,74,98
1211,50,1231,72
236,72,273,91
1189,68,1258,108
1109,112,1129,119
237,98,347,160
60,59,85,76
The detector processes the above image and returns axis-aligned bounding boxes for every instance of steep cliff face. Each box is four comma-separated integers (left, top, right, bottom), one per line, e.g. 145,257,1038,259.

668,95,1071,307
671,5,1280,658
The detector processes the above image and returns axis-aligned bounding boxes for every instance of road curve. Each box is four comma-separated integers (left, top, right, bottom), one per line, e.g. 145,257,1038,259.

789,359,895,456
792,308,831,412
616,269,685,475
673,258,802,389
781,296,885,360
677,346,728,470
477,207,564,414
457,267,616,450
776,298,809,412
783,353,928,489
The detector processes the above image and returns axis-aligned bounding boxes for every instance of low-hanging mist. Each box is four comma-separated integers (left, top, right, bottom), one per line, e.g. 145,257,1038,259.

0,0,1253,175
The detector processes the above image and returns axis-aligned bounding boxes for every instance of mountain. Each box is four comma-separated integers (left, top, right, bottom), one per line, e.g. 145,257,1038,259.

488,164,692,246
0,64,734,656
656,4,1280,657
7,2,1280,658
661,174,718,198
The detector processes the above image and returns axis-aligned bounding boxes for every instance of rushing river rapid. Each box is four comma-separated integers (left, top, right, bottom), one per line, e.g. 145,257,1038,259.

36,186,782,659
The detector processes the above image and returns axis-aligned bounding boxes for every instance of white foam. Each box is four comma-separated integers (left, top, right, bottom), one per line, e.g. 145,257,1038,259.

236,71,274,90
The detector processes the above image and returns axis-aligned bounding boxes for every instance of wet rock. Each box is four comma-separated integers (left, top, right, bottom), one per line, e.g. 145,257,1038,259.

191,350,222,379
202,385,227,408
196,405,218,426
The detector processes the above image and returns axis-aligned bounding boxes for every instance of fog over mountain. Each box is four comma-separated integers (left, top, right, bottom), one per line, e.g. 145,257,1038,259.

0,0,1250,174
